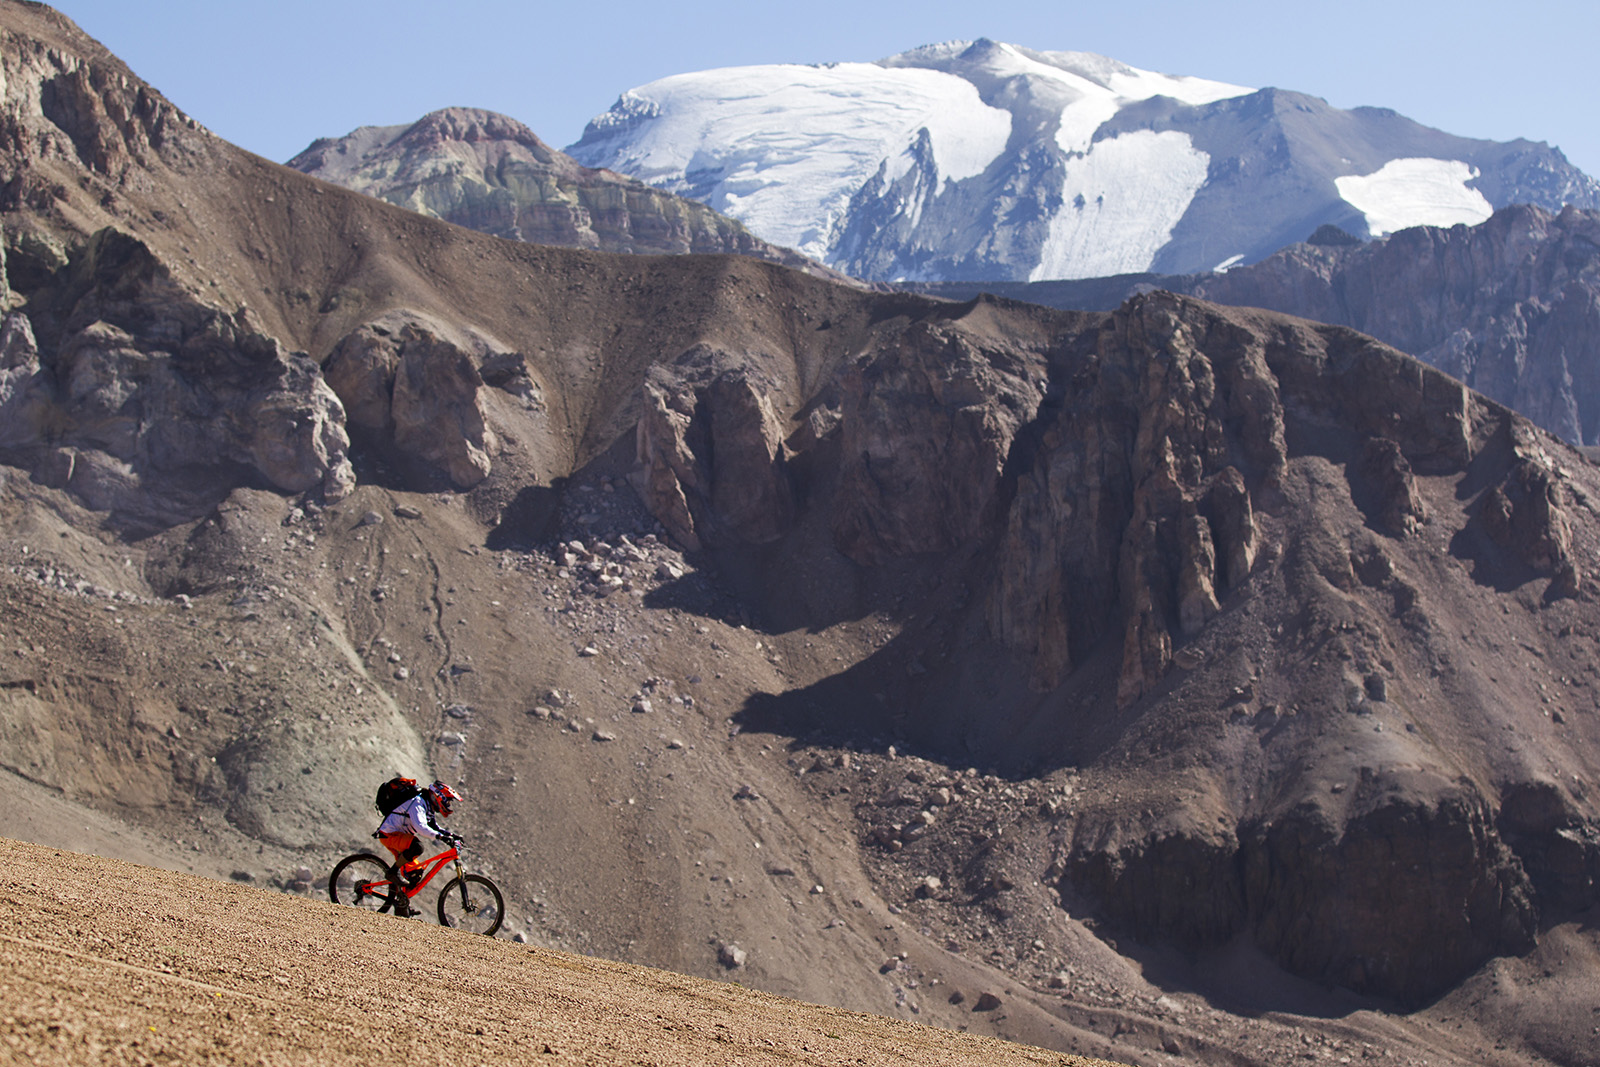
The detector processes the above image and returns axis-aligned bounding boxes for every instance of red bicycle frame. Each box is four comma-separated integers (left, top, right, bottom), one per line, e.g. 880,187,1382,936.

366,846,461,903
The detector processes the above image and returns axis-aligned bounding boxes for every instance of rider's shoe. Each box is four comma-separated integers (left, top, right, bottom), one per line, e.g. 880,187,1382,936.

393,901,420,918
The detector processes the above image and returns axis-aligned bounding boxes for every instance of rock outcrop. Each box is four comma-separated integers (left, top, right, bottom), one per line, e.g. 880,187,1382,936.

1189,205,1600,447
633,288,1599,1003
831,314,1053,564
0,228,353,525
324,313,500,489
630,354,796,551
918,205,1600,451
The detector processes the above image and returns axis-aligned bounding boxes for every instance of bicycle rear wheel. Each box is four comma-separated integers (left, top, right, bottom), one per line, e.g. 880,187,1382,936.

437,874,503,935
328,853,399,913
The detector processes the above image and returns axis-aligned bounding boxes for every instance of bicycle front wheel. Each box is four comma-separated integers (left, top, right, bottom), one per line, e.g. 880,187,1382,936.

329,853,397,913
437,874,503,935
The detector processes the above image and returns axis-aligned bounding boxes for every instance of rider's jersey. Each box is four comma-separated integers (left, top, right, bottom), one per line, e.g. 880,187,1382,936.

377,793,446,840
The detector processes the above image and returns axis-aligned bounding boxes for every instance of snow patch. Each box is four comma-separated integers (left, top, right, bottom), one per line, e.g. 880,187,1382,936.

1335,158,1494,236
570,63,1010,260
1031,130,1211,281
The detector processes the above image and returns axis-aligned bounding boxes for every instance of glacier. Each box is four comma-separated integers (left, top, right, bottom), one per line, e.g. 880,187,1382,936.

1032,130,1213,281
569,40,1600,282
572,62,1011,261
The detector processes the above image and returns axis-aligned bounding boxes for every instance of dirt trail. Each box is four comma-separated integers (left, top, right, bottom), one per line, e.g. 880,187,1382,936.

0,836,1123,1067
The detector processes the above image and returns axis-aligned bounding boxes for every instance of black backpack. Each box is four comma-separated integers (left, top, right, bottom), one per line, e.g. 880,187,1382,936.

375,775,422,815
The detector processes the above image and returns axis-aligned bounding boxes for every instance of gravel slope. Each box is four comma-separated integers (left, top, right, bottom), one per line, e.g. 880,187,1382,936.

0,835,1123,1067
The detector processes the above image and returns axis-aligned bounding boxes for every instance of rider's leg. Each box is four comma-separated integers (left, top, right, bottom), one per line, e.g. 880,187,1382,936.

397,839,424,885
378,832,416,881
376,833,421,916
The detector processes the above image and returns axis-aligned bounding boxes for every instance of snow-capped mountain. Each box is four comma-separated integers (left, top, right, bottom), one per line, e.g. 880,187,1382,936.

568,39,1600,282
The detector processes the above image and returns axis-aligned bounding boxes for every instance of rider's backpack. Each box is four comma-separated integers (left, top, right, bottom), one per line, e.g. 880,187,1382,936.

375,775,422,815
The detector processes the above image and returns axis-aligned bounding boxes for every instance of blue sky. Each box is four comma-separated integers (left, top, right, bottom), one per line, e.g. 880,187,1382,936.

56,0,1600,178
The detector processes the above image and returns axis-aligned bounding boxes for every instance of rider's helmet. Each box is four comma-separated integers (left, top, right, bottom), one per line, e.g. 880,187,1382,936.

429,780,461,817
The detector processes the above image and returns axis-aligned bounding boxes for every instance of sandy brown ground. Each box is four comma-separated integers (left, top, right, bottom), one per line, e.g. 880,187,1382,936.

0,836,1124,1067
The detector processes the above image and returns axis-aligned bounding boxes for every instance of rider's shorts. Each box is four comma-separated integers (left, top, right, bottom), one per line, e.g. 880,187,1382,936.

378,831,418,864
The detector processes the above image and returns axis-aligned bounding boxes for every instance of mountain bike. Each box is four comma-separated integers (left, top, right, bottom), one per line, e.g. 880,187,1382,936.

328,842,504,935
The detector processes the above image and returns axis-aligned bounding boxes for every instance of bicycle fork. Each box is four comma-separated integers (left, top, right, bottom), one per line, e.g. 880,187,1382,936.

450,857,473,912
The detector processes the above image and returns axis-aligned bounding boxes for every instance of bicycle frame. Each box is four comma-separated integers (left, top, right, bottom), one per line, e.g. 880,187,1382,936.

365,846,463,902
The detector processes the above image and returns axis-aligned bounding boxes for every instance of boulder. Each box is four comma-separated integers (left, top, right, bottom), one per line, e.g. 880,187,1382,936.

324,314,497,489
630,362,795,550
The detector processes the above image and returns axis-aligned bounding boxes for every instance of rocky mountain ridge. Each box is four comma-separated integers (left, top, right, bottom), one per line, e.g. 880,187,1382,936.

913,204,1600,448
0,6,1596,1065
569,38,1600,282
288,107,842,280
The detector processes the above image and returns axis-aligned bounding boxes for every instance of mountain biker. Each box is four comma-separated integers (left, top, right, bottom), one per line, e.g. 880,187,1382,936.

376,779,462,916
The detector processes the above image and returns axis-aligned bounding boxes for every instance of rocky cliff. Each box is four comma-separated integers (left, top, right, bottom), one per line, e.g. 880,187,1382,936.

649,288,1599,1004
914,205,1600,452
288,107,840,279
0,5,1598,1060
1187,205,1600,446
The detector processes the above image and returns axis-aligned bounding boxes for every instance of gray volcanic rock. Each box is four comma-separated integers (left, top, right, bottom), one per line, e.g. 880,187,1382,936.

0,228,353,526
570,39,1600,282
288,107,837,279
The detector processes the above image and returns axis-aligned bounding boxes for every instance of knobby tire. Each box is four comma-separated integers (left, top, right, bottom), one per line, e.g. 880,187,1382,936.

437,873,503,936
328,852,400,914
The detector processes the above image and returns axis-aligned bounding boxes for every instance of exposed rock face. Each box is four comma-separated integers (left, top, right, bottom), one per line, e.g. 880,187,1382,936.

1189,205,1600,446
0,13,207,189
1242,787,1536,999
920,206,1600,450
1475,423,1579,594
831,314,1052,564
1358,436,1427,536
1069,781,1537,1004
630,353,795,551
636,288,1598,1003
0,229,352,525
289,108,835,279
325,314,498,489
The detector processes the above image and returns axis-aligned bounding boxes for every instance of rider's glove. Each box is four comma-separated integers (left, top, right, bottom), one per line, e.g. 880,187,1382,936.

441,830,462,846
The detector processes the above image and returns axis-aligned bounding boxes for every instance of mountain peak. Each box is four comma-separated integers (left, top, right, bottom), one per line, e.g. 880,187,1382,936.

570,45,1599,282
401,107,551,153
288,107,844,274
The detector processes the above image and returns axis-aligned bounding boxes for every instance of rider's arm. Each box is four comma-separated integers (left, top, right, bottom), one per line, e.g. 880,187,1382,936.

404,794,447,840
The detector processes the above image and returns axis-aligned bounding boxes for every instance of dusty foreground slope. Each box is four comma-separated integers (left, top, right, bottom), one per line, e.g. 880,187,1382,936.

0,836,1116,1067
